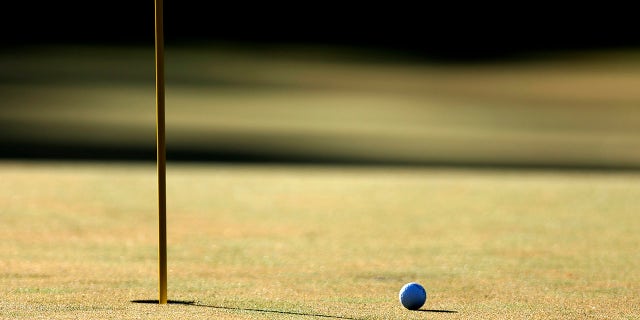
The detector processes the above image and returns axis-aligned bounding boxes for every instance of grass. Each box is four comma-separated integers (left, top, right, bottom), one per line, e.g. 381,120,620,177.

1,45,640,167
1,161,639,319
1,43,639,318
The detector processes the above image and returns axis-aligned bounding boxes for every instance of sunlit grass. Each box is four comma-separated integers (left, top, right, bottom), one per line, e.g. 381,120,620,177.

1,161,639,319
1,45,640,167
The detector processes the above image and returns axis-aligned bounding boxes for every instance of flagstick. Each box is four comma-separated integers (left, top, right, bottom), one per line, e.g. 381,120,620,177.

155,0,168,305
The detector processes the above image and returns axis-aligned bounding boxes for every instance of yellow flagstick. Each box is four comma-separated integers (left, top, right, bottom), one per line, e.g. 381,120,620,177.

154,0,168,305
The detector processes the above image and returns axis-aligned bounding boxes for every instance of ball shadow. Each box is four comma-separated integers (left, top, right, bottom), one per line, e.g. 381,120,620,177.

419,309,458,313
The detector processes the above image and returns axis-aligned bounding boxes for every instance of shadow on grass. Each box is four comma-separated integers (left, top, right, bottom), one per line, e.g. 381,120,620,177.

131,299,197,305
131,300,359,319
420,309,458,313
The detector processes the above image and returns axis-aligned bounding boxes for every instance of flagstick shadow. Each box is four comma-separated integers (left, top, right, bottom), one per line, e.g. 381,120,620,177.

131,300,359,319
131,299,196,305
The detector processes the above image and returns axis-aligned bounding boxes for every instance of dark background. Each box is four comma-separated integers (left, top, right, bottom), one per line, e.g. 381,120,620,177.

2,2,638,60
2,2,639,168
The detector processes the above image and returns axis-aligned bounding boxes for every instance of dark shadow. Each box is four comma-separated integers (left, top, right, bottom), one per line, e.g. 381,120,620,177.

419,309,458,313
131,299,196,305
130,300,358,319
2,139,640,173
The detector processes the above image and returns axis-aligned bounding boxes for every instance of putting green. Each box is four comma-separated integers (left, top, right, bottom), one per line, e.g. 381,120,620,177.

1,161,638,319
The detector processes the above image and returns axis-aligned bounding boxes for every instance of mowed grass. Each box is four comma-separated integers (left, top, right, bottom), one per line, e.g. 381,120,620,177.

2,46,640,167
1,161,638,319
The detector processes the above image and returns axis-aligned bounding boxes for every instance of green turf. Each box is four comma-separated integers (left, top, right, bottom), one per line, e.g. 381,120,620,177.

2,45,640,167
1,161,638,319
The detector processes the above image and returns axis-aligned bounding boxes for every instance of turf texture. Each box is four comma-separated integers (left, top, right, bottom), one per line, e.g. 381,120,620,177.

1,162,638,319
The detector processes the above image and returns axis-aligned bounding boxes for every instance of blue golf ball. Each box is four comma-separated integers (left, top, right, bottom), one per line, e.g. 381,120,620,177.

399,282,427,310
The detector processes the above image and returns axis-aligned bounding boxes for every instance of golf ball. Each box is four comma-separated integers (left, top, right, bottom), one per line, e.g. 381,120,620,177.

399,282,427,310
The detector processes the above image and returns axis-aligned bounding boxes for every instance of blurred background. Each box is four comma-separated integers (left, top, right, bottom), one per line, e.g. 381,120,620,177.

1,2,639,168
